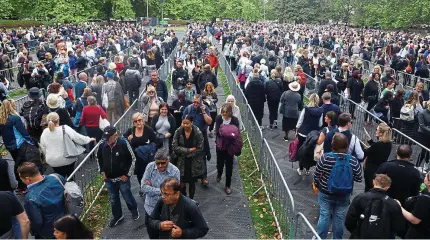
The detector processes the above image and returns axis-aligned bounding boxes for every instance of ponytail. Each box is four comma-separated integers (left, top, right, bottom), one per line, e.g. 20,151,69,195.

46,112,60,132
48,120,55,132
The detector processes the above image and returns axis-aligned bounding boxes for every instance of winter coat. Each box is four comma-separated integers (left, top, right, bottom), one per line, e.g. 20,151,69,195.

124,68,141,90
197,71,218,94
172,125,205,178
279,90,303,118
245,77,266,119
264,78,283,102
294,130,319,169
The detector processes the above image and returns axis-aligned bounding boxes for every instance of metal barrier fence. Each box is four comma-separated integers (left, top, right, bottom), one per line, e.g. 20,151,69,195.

209,29,320,239
65,45,178,220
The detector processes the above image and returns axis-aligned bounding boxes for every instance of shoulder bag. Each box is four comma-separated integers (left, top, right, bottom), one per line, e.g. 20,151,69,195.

62,126,86,158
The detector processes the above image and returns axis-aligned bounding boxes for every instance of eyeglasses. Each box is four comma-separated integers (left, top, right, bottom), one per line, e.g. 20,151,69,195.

148,91,155,94
156,161,167,166
133,119,143,123
161,190,177,197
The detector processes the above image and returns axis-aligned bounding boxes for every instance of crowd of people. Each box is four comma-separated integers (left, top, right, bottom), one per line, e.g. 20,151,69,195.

209,21,430,239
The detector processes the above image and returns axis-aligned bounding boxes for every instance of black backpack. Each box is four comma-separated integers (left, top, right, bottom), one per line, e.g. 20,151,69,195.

21,100,47,129
358,196,392,239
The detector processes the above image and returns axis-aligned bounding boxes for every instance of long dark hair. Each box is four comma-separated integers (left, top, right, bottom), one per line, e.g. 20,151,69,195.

54,215,94,239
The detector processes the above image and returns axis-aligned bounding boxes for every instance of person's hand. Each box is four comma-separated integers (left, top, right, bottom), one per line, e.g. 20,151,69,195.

385,105,390,110
165,132,171,138
120,175,128,182
171,225,182,238
145,180,151,186
189,147,197,152
128,135,133,141
102,172,107,181
90,138,96,142
160,221,174,231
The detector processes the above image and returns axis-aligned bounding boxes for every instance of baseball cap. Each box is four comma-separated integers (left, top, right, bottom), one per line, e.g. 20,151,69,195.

104,72,114,79
102,126,117,141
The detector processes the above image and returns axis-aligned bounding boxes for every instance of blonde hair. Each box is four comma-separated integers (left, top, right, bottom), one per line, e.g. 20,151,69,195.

93,75,105,85
47,112,60,132
424,101,430,110
405,91,419,106
82,88,93,98
204,82,214,94
284,67,294,82
132,112,144,121
270,69,277,79
377,123,392,143
373,65,382,74
0,100,19,125
146,85,156,94
307,93,320,107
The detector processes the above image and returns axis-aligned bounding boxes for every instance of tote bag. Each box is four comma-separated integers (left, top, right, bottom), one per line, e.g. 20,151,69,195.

62,126,85,158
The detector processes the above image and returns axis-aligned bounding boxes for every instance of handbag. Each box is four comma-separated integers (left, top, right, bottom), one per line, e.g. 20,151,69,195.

102,93,109,109
98,106,110,130
62,126,85,158
314,143,324,161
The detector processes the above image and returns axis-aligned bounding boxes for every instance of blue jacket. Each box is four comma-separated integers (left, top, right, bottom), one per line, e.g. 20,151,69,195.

25,174,66,238
0,114,33,150
74,81,87,99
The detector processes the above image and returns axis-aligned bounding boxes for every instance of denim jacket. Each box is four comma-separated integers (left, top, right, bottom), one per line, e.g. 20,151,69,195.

24,174,66,238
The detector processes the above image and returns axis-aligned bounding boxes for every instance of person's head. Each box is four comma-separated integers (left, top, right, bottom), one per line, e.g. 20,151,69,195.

424,101,430,111
372,174,392,191
352,70,362,79
226,95,236,107
17,162,42,185
203,64,211,72
341,62,349,70
28,87,41,100
192,94,202,109
307,93,319,107
331,132,349,153
132,112,144,129
47,112,60,132
424,173,430,189
154,149,170,173
102,126,119,145
82,88,93,98
87,96,97,106
204,82,214,93
386,80,395,89
177,90,185,101
322,92,331,103
159,102,169,117
372,72,381,81
160,178,181,206
93,75,105,85
146,85,156,97
396,144,412,160
79,72,88,82
185,79,193,89
415,82,424,93
53,215,94,239
151,71,159,82
0,99,18,125
405,91,419,105
48,83,61,94
177,61,183,69
383,91,394,101
220,103,233,120
181,115,194,131
376,123,391,143
338,113,352,128
325,111,337,126
104,72,114,80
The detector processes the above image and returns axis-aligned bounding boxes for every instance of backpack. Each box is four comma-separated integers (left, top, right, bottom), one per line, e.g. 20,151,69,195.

216,124,243,156
327,153,353,194
50,174,84,217
21,100,47,129
358,196,392,239
404,194,430,212
129,56,139,67
400,103,415,121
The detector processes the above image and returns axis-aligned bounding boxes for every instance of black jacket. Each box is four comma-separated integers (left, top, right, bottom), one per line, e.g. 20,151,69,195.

318,79,338,98
345,188,404,239
149,195,209,239
124,68,141,90
264,78,283,102
418,109,430,136
245,78,266,107
197,71,218,94
172,68,189,91
97,137,136,179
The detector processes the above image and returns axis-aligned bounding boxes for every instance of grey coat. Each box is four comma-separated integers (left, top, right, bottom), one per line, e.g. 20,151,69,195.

172,125,205,178
279,90,303,118
140,94,164,122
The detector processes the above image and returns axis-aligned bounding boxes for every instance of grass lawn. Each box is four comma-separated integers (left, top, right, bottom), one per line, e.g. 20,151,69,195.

154,26,187,33
219,69,280,239
8,88,28,99
0,20,55,28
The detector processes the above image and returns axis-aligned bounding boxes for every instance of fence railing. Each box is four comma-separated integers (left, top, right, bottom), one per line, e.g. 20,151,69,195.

209,29,320,239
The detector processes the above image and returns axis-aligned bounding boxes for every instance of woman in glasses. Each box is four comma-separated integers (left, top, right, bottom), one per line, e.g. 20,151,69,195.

172,115,205,199
140,85,164,126
123,112,157,196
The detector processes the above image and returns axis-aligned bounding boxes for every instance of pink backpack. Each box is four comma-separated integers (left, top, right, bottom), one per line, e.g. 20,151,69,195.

289,139,299,162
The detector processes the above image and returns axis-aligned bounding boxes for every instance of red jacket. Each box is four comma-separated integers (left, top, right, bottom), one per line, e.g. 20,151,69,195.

207,55,219,68
80,105,107,127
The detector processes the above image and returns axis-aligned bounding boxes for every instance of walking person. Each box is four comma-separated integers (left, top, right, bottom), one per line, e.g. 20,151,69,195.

0,191,30,239
265,70,283,130
80,96,107,149
172,115,205,199
140,85,164,127
347,70,364,119
142,150,180,239
363,73,381,125
245,68,266,128
279,81,303,141
202,82,218,137
151,103,176,152
97,126,139,227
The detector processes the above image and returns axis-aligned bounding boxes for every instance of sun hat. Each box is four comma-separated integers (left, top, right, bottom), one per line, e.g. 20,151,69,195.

46,94,60,109
289,81,301,92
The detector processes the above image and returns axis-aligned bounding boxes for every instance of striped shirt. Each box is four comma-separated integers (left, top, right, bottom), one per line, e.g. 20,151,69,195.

142,162,180,215
314,152,363,195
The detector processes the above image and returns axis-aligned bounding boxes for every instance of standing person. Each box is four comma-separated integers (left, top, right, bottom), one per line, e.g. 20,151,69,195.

170,91,192,131
40,112,95,178
265,70,283,130
172,115,205,199
146,71,168,103
215,104,241,195
397,173,430,239
124,62,141,106
363,73,381,125
376,145,422,205
182,95,212,186
295,93,323,175
148,178,209,239
279,81,303,141
202,82,218,137
74,72,88,100
171,61,189,101
123,113,157,197
54,215,94,239
20,87,47,139
80,96,107,148
90,75,104,109
345,174,404,239
97,126,139,227
151,103,176,152
45,94,74,128
0,191,30,239
196,64,218,95
335,63,350,94
142,150,180,239
313,133,363,239
417,101,430,171
245,68,266,128
347,70,365,119
18,162,66,239
363,123,393,192
102,72,126,124
225,95,242,129
140,85,163,126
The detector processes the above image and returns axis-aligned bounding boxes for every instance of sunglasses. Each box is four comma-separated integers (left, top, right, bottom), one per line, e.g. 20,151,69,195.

133,119,143,123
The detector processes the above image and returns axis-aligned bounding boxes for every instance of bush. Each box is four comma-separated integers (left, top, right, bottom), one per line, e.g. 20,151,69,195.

168,20,188,25
0,20,55,28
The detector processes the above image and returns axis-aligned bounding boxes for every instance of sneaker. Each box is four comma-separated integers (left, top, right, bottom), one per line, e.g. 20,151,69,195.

305,170,311,176
296,168,303,176
109,215,124,227
138,190,144,197
283,136,289,142
132,209,140,220
273,121,278,129
269,124,273,130
225,187,232,195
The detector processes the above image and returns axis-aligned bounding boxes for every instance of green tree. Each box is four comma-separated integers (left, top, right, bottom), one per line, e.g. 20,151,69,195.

0,0,14,18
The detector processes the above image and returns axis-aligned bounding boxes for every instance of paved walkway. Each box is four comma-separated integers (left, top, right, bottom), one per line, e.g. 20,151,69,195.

101,73,255,238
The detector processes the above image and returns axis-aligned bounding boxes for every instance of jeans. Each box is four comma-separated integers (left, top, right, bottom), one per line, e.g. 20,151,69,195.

317,191,350,239
105,178,138,219
128,89,139,107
